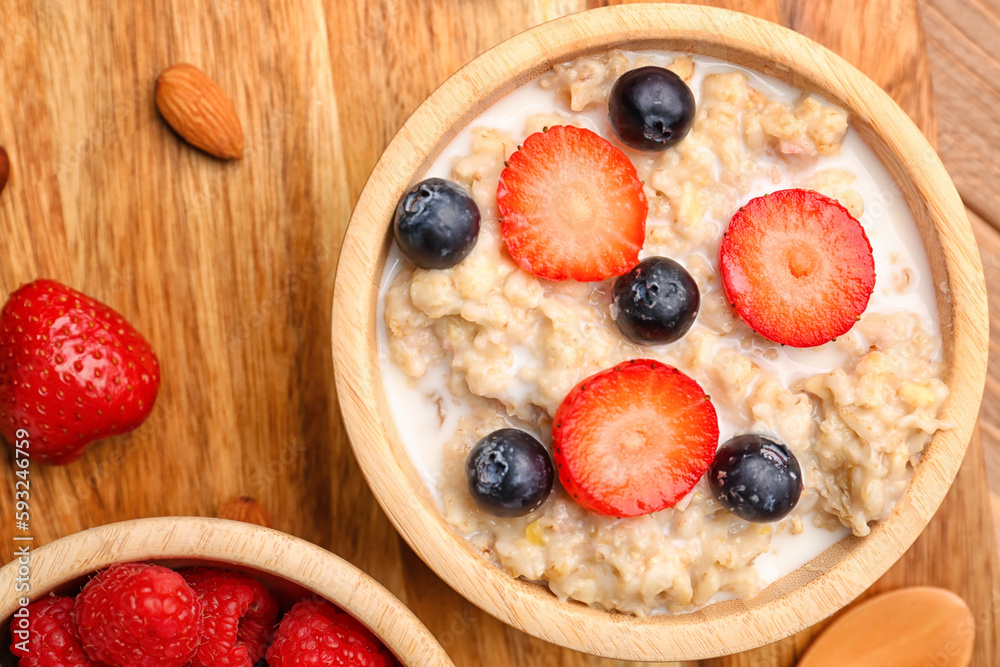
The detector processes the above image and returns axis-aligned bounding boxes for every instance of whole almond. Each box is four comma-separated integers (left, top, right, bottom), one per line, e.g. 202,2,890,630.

155,63,244,160
0,146,9,194
217,496,271,527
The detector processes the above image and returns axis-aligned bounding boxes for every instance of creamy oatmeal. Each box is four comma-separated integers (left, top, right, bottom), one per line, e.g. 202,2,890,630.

379,51,949,614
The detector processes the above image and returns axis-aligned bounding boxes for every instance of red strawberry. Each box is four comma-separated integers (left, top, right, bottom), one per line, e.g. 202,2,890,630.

0,279,161,464
720,189,876,348
497,125,647,282
552,359,718,517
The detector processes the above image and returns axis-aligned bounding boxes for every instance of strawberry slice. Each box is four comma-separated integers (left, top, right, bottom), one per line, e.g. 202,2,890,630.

720,189,876,348
497,125,647,282
552,359,718,517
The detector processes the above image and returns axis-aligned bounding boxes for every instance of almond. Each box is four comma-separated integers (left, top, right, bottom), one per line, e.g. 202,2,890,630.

217,496,271,527
155,63,244,160
0,146,9,194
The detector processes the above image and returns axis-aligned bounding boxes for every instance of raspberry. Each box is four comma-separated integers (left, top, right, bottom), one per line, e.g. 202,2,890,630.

182,568,280,667
75,562,203,667
326,610,399,664
325,612,383,648
265,599,392,667
8,596,98,667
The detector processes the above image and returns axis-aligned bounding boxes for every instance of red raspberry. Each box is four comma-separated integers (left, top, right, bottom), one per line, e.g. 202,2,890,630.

182,568,280,666
265,599,393,667
325,613,397,666
75,562,203,667
8,596,99,667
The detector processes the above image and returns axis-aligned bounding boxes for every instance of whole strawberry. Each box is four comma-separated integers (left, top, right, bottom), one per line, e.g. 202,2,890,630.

75,562,203,667
182,568,280,667
0,279,160,464
265,599,393,667
8,595,99,667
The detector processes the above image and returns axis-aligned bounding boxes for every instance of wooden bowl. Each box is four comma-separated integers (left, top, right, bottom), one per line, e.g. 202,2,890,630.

332,3,988,661
0,517,455,666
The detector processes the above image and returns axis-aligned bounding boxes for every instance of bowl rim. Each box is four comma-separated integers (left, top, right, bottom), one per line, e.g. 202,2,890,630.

0,517,456,667
332,3,988,661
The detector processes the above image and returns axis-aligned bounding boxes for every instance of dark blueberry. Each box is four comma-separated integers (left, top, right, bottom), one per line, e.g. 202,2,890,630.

393,177,481,269
466,428,554,517
608,66,696,152
708,434,803,523
612,256,700,345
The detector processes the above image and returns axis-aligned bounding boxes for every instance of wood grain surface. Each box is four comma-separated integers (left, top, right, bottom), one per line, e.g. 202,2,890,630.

922,0,1000,231
0,1,996,665
921,0,1000,554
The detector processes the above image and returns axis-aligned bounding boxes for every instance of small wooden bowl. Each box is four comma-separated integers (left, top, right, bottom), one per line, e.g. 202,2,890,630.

332,4,988,661
0,517,454,666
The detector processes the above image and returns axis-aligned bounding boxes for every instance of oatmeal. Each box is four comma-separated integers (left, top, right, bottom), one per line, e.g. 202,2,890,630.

379,51,948,614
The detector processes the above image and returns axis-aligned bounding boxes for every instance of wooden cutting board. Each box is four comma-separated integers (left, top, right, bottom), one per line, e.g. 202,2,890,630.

0,0,995,665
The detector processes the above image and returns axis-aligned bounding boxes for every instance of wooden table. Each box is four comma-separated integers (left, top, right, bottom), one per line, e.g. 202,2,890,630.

922,0,1000,557
0,0,997,665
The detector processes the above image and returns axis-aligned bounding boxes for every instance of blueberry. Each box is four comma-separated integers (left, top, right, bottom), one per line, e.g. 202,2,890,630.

708,435,803,523
466,428,554,517
612,256,700,345
609,66,696,152
393,178,481,269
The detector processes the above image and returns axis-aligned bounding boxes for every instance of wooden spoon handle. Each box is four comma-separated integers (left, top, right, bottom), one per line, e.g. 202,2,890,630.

798,587,974,667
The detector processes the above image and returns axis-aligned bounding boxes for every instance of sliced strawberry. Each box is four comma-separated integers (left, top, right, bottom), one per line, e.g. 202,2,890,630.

720,189,875,348
497,125,647,282
552,359,718,517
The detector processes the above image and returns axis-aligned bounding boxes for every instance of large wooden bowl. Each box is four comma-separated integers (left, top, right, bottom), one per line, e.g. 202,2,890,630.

0,517,455,666
332,3,988,661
